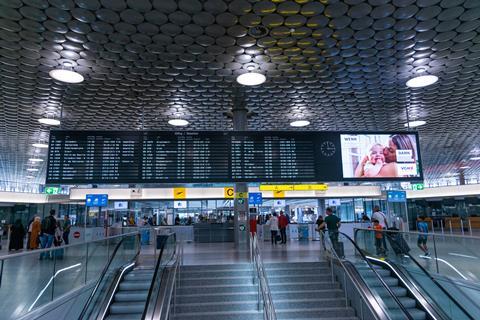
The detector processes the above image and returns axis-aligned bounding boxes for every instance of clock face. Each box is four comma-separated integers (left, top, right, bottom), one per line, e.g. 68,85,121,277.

321,141,336,157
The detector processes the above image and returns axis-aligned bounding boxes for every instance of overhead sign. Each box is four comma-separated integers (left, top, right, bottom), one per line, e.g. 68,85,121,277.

387,191,407,202
273,190,285,198
328,199,341,206
248,193,263,205
224,187,234,199
86,194,108,207
45,186,60,195
412,183,424,191
173,187,186,199
47,130,423,185
260,184,328,191
274,199,286,207
236,192,248,198
174,200,187,209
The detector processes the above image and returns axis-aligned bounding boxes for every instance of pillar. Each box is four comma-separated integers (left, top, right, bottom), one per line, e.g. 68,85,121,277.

232,94,249,248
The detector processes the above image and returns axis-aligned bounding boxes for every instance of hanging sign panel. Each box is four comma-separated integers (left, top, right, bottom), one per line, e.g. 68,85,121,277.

46,131,423,184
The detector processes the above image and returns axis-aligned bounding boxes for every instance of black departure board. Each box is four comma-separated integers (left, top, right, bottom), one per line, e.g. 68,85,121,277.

46,131,423,184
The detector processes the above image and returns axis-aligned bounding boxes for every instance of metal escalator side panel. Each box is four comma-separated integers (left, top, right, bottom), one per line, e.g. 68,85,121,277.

366,257,444,320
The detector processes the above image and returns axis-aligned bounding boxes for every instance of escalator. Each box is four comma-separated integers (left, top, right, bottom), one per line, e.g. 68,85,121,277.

79,232,177,320
353,229,475,320
325,231,468,320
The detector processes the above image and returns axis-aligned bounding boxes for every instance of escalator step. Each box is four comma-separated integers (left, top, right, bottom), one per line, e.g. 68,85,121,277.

119,281,151,291
365,276,399,287
105,314,142,320
110,302,145,314
114,290,148,302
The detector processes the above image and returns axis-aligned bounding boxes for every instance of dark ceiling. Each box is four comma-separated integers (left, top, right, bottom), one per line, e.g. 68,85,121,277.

1,0,480,186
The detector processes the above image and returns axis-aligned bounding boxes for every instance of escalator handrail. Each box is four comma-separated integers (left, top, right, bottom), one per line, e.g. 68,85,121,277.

354,228,474,320
324,235,391,320
336,231,415,320
78,231,141,320
142,232,177,320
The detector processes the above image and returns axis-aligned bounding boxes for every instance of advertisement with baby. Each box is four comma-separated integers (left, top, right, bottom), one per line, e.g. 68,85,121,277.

340,133,420,179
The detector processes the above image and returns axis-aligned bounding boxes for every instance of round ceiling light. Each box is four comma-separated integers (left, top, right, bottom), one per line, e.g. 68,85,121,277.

27,168,39,172
29,158,44,162
38,118,61,126
32,143,49,148
168,119,189,126
49,69,84,84
236,72,266,86
406,75,438,88
290,120,310,127
26,176,35,179
404,120,426,128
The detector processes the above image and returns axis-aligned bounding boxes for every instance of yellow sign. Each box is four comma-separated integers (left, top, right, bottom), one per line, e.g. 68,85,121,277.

224,187,234,199
235,192,248,198
273,190,285,198
173,187,186,199
259,184,294,191
293,184,328,191
260,184,328,191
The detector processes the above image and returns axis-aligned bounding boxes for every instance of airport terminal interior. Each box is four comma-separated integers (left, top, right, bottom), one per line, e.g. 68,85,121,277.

1,0,480,319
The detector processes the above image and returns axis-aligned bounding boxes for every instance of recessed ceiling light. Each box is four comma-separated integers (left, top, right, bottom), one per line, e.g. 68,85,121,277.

49,69,84,84
236,72,266,86
32,143,49,148
290,120,310,127
168,119,189,126
38,118,61,126
404,120,426,128
406,75,438,88
29,158,44,162
27,168,39,172
470,156,480,161
459,166,471,169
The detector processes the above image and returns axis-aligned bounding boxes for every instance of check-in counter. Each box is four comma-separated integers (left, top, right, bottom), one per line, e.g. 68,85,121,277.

468,217,480,229
193,222,234,242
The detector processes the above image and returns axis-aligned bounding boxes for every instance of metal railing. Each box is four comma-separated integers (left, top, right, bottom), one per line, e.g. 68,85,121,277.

249,234,276,320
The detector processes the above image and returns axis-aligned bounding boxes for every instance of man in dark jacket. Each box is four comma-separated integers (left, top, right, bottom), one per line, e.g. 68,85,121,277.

40,209,57,259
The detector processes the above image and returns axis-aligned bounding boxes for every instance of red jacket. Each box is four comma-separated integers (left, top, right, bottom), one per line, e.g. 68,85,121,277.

278,215,289,228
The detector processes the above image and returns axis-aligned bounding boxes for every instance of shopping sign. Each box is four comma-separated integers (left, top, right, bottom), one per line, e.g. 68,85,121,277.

248,193,263,205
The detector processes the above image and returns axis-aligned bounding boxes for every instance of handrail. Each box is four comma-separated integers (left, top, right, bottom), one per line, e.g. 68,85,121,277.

0,232,139,261
354,227,480,240
336,232,415,320
323,234,390,320
78,232,141,320
249,234,276,320
354,228,475,320
142,232,177,320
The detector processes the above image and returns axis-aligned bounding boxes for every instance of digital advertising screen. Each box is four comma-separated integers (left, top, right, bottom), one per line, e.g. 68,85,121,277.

340,133,421,179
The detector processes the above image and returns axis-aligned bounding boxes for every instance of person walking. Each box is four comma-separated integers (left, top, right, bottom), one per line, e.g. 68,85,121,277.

9,219,25,251
62,215,71,245
29,216,41,250
278,211,289,244
40,209,57,260
371,206,388,251
267,213,279,245
315,215,326,250
373,219,385,255
417,216,430,257
324,207,341,244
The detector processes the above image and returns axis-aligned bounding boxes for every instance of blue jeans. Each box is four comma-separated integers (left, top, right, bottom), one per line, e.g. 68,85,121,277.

40,234,54,259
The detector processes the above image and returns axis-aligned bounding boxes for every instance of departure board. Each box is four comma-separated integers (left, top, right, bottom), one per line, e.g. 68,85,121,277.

46,131,423,184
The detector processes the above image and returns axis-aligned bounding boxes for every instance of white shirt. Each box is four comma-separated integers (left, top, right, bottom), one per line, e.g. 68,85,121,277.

267,217,279,231
372,211,387,228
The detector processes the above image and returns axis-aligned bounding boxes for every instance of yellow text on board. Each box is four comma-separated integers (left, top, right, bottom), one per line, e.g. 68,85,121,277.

173,187,186,199
224,187,234,199
260,184,328,191
235,192,248,198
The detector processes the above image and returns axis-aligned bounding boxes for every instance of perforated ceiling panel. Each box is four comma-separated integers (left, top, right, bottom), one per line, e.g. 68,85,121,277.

1,0,480,186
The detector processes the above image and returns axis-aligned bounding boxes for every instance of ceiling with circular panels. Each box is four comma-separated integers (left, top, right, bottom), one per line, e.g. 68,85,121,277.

1,0,480,186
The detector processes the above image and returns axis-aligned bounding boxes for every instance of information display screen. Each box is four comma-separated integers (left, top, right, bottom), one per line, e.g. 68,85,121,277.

340,133,421,179
46,131,423,184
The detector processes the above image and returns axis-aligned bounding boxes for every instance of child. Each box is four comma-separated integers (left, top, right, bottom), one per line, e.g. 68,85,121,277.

363,144,386,177
373,219,385,255
417,216,430,257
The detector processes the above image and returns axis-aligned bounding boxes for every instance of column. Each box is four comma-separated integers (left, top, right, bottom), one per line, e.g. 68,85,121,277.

232,94,249,248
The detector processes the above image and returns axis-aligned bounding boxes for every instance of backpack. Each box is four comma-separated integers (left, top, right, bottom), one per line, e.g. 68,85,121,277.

41,216,52,234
